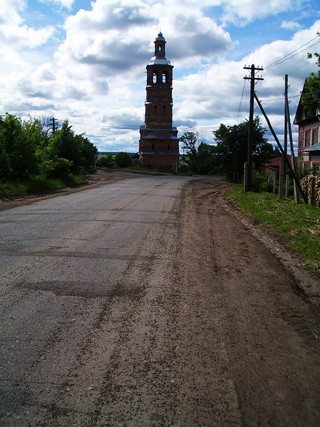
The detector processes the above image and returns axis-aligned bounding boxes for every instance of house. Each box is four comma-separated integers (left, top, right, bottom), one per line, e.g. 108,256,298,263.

261,156,296,193
294,82,320,174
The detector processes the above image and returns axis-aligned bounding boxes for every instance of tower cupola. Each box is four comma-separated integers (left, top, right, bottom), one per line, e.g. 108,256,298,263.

149,32,171,65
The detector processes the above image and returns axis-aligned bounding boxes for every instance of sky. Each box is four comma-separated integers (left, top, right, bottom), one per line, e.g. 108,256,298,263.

0,0,319,153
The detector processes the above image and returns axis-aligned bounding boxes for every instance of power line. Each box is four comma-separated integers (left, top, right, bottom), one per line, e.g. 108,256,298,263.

258,94,301,103
266,34,320,70
236,79,247,118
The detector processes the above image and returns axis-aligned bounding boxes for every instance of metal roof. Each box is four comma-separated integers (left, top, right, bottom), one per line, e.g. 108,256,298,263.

149,56,171,65
303,142,320,152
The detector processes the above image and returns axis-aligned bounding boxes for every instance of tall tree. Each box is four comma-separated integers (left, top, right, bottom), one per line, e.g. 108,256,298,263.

213,117,274,181
180,132,199,172
302,47,320,117
0,114,41,180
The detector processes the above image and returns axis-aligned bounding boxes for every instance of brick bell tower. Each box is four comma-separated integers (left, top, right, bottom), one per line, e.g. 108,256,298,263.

139,33,179,171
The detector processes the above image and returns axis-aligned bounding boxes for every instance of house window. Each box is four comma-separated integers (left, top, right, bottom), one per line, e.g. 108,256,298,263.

162,72,167,83
298,131,303,148
305,130,310,148
167,144,171,150
152,144,155,150
312,128,318,145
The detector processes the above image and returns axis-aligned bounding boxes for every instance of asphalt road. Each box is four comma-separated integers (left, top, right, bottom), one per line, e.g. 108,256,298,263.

0,175,193,426
1,175,320,426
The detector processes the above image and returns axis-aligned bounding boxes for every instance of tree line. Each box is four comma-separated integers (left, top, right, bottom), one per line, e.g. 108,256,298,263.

180,117,279,180
0,113,97,182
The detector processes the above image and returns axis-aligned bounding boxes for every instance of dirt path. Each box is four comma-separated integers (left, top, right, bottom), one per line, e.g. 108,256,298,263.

176,178,320,425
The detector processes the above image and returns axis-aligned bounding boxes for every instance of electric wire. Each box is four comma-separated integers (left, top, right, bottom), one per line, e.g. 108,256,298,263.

236,79,247,118
266,34,320,70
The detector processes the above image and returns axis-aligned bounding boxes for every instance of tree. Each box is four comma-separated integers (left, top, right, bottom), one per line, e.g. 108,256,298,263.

180,132,199,171
115,152,132,168
98,154,114,168
0,114,97,182
195,142,217,174
76,134,98,172
0,114,41,181
46,121,97,175
213,117,275,181
47,120,82,174
302,47,320,117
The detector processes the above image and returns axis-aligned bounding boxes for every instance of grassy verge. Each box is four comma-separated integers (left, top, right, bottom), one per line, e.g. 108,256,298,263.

0,175,87,197
226,185,320,275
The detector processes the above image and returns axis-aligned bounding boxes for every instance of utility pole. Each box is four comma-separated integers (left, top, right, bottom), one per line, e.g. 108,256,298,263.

49,117,58,133
254,92,308,204
243,64,264,192
285,75,298,202
279,75,288,198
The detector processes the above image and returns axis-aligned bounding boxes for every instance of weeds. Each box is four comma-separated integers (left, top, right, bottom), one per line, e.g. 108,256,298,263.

226,185,320,274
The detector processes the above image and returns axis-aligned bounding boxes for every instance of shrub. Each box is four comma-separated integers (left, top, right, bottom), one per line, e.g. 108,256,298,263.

115,152,132,168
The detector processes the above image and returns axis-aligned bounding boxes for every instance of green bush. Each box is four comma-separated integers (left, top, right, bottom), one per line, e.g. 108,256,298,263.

98,154,114,168
252,172,273,193
115,152,132,168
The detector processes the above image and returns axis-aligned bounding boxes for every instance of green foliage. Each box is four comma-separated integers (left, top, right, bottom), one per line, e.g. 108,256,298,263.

302,70,320,117
98,154,114,168
213,117,276,182
302,46,320,116
180,119,275,178
227,186,320,274
115,152,132,168
252,172,273,193
0,174,86,196
0,114,43,180
0,114,97,184
180,132,199,171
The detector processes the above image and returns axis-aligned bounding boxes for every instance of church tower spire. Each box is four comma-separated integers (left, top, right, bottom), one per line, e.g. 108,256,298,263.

139,33,179,171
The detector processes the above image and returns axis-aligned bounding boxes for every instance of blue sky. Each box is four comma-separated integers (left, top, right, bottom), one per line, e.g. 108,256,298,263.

0,0,319,152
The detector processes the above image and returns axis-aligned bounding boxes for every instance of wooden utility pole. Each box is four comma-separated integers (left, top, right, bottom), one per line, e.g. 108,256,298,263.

279,75,288,198
53,117,58,133
285,76,298,202
243,64,264,192
254,93,308,204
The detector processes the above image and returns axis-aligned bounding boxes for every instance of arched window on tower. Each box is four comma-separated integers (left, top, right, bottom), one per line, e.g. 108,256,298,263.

162,72,167,83
152,72,158,84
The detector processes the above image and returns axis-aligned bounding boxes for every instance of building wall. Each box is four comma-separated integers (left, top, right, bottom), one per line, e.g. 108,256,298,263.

298,123,319,161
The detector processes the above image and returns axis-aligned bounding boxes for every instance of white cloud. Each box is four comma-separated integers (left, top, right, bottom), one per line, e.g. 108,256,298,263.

0,0,318,152
281,20,302,31
0,0,55,50
165,0,306,25
0,0,25,25
220,0,295,24
40,0,75,10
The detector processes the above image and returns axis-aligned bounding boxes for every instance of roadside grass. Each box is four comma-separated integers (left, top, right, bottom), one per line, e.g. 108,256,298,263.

0,175,87,197
226,185,320,275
